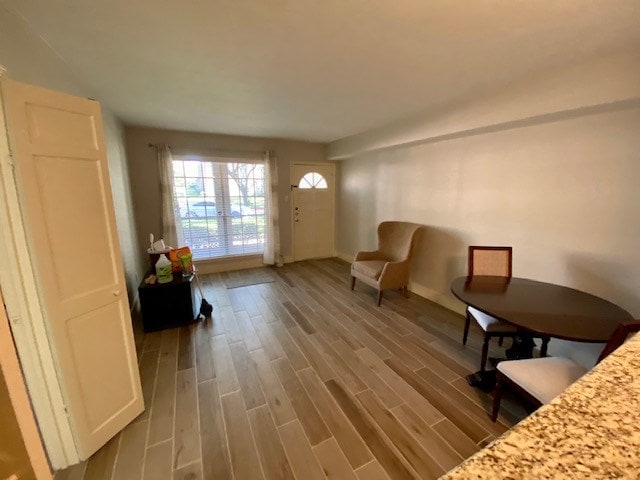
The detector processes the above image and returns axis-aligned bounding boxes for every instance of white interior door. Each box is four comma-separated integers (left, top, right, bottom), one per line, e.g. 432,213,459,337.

291,163,335,260
2,79,143,459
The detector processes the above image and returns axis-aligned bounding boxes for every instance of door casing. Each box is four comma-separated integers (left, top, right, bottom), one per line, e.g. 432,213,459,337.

0,289,52,479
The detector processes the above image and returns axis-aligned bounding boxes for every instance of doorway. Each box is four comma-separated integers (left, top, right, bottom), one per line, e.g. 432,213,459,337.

291,163,335,261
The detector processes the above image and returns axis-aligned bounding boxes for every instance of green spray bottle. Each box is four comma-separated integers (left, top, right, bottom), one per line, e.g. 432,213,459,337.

155,253,173,284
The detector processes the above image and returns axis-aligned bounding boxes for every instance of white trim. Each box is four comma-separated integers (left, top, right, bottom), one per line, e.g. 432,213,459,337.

0,80,78,469
407,282,466,316
336,251,352,263
194,254,264,274
171,148,263,161
282,255,295,264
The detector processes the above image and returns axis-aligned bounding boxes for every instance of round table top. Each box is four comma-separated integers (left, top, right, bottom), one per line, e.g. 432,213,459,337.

450,276,633,343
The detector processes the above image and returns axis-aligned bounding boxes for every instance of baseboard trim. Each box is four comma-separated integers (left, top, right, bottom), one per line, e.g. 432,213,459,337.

194,255,264,275
408,282,466,316
336,251,353,263
339,250,465,316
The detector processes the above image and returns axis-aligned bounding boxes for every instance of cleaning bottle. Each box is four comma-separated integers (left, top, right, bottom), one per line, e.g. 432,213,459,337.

155,253,173,284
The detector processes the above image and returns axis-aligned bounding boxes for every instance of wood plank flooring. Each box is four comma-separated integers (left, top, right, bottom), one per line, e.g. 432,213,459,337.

56,258,527,480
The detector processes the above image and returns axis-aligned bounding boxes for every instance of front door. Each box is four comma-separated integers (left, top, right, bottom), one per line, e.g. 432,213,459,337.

2,79,143,459
291,163,335,261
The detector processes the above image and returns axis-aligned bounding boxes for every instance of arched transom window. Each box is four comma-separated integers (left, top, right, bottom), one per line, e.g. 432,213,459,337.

298,172,328,189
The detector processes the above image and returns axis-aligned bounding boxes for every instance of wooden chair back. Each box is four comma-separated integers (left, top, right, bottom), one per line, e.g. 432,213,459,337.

468,246,512,277
596,321,640,364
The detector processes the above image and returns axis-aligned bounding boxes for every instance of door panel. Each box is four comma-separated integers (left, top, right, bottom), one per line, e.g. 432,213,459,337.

26,103,99,152
2,79,143,458
67,301,138,433
291,164,335,260
34,155,118,306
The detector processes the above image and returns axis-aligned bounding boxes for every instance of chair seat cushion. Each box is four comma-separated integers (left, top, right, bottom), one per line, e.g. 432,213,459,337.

497,356,588,404
467,306,518,333
352,260,387,280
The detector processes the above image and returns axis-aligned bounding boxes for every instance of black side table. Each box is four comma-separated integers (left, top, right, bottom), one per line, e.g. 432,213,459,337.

138,273,200,332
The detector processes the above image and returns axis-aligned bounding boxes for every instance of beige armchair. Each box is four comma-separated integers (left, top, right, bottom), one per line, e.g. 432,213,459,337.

350,221,421,306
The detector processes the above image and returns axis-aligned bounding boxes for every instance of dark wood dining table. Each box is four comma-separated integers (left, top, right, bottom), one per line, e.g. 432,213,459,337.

450,275,634,388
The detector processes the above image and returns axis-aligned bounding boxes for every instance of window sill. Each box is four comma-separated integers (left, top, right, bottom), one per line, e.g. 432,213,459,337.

194,254,264,274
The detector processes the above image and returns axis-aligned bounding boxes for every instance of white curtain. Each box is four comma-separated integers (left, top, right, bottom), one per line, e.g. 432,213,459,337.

263,150,281,266
158,144,184,248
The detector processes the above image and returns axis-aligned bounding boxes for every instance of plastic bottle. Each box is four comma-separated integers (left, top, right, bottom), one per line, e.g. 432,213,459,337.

155,253,173,284
179,253,193,277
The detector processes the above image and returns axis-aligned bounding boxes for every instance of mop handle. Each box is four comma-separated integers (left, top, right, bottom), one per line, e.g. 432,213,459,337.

193,267,205,297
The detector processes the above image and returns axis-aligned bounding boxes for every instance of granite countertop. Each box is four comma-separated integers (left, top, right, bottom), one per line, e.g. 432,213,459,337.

441,333,640,479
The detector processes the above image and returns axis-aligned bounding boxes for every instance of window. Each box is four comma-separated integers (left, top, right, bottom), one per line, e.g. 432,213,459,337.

298,172,328,189
172,156,266,260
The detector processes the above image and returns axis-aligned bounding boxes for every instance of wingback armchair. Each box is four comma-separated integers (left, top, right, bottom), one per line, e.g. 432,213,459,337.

350,221,421,306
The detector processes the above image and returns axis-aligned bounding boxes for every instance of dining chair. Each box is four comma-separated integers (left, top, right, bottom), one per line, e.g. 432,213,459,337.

490,320,640,422
350,221,421,306
463,246,519,371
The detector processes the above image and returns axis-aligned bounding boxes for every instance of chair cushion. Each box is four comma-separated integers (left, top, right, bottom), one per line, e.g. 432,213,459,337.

498,356,588,404
352,260,387,280
467,306,518,333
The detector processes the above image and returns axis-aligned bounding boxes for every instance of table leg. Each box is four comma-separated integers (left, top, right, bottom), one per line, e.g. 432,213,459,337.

505,334,535,360
465,370,497,392
466,334,536,391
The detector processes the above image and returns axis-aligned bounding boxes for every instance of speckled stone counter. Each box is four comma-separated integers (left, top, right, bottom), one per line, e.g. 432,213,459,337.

441,333,640,479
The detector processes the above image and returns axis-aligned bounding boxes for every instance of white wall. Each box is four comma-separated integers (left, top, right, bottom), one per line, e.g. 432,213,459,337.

124,126,326,270
0,5,144,298
332,51,640,367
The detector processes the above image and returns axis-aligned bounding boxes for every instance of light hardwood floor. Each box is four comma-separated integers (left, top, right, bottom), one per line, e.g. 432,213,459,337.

56,258,527,480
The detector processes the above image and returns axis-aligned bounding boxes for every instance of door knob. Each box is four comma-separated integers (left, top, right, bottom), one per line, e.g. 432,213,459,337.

113,290,121,296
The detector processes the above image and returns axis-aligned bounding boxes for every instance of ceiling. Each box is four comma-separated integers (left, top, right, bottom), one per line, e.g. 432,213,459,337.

4,1,640,142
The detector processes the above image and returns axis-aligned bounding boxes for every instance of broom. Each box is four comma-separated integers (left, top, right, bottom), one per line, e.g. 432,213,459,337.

192,268,213,317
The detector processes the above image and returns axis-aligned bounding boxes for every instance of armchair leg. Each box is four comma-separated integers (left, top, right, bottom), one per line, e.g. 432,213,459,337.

480,335,490,371
350,276,356,290
491,375,504,422
376,290,383,307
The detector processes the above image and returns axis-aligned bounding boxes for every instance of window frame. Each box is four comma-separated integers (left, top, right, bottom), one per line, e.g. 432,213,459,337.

171,153,267,261
298,171,328,189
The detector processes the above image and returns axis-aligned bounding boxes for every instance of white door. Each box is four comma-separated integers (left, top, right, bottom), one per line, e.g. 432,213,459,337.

291,163,335,260
2,79,143,459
